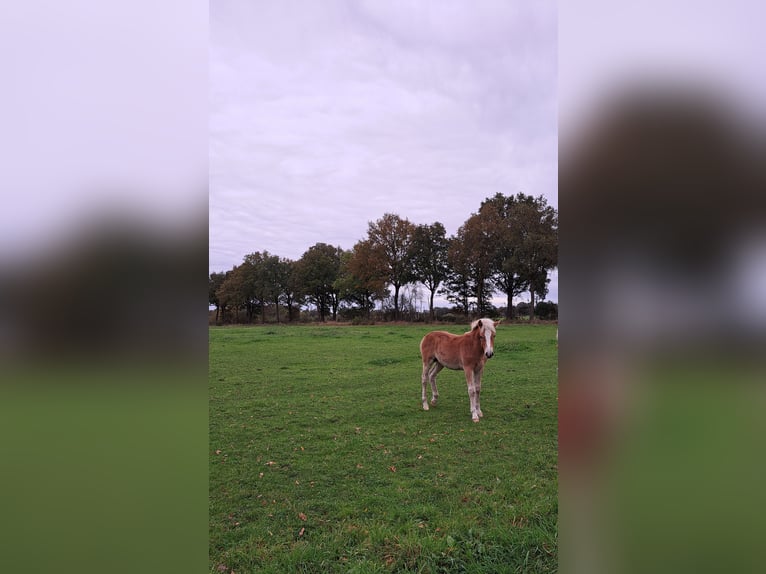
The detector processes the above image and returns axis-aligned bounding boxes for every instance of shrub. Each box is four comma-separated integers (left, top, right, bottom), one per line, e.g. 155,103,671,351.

534,301,558,320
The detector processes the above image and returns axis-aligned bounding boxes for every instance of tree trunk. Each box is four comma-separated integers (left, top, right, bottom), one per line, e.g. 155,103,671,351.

476,283,482,317
286,294,296,322
393,283,401,320
275,297,280,323
333,293,339,321
429,289,435,322
506,291,513,320
477,280,486,317
529,288,536,322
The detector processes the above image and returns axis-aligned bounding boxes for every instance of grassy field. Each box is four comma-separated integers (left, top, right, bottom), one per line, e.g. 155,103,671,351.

209,322,558,573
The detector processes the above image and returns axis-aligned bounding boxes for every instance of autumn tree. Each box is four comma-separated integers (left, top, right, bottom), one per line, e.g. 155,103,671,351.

365,213,415,320
209,197,555,323
218,254,300,323
216,265,250,323
337,240,388,318
409,222,449,321
294,242,343,321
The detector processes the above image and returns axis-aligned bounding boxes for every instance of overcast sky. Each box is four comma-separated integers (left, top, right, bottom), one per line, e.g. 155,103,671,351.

1,2,207,264
210,0,558,304
559,0,766,135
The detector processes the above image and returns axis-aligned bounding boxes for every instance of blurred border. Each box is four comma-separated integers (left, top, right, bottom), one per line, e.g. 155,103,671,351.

559,2,766,573
0,3,208,573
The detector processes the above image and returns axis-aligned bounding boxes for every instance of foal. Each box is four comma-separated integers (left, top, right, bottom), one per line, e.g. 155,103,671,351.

419,318,500,422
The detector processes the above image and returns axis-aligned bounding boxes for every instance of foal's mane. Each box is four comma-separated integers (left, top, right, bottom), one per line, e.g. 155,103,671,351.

470,318,496,333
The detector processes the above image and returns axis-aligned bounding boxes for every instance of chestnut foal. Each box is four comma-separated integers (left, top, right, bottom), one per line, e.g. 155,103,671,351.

419,318,500,422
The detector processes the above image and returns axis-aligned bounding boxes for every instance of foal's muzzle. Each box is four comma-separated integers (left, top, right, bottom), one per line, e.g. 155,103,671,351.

485,350,494,359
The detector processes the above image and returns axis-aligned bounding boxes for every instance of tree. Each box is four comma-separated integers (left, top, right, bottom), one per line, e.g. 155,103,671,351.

334,249,361,316
279,258,301,322
216,265,250,323
260,252,289,323
209,271,227,324
516,301,531,318
365,213,415,320
510,194,558,321
410,222,449,321
398,284,423,320
294,243,343,322
534,300,558,320
440,214,496,317
459,212,497,316
337,241,388,318
476,193,525,319
478,192,558,320
232,250,303,324
440,235,472,314
242,252,270,323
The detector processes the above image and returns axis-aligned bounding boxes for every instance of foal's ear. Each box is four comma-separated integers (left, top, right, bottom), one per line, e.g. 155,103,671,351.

475,319,482,329
493,319,503,327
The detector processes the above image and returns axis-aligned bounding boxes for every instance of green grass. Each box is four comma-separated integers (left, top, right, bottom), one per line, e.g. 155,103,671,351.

210,323,558,573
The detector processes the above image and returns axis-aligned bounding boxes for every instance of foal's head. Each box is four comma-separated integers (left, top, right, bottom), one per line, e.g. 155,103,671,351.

471,318,501,359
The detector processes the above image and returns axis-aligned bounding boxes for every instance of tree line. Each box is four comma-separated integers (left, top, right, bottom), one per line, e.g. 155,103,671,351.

209,192,557,323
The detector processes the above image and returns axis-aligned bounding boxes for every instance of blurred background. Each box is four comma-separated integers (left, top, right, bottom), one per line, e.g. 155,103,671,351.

559,1,766,573
0,2,208,573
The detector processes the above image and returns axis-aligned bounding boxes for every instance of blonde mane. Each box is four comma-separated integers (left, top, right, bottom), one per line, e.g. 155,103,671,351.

470,318,497,333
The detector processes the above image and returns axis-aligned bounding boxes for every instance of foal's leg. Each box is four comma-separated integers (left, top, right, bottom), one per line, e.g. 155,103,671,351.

421,360,432,411
464,366,480,422
474,365,484,418
428,362,443,406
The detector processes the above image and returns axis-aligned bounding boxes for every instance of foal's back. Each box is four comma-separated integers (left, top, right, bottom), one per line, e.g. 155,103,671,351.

420,330,470,370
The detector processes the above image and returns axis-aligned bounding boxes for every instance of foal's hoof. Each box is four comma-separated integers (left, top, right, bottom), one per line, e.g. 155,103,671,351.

472,416,480,423
422,403,429,411
430,399,438,406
